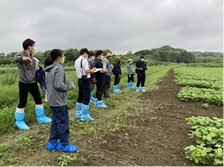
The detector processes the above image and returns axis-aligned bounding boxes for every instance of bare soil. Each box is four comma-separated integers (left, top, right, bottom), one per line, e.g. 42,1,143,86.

73,69,223,166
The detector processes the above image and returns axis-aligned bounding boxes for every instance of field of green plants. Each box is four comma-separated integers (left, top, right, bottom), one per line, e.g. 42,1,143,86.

174,66,223,105
0,64,223,166
0,64,172,134
174,66,223,165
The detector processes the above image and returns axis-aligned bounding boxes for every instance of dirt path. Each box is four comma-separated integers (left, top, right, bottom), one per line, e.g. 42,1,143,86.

74,69,223,166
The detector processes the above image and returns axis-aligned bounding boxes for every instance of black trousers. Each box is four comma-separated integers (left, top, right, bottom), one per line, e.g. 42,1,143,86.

49,105,69,146
128,74,134,82
96,81,105,101
105,75,111,89
137,72,146,87
77,79,91,105
114,76,121,85
18,82,42,108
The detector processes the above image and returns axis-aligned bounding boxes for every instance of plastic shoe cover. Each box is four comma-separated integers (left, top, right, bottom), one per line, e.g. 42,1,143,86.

135,87,139,93
90,92,97,102
130,82,134,89
127,83,131,89
95,100,107,108
56,143,78,153
75,102,82,118
113,86,119,93
140,87,146,92
35,107,52,124
80,104,94,121
15,112,30,130
46,141,58,151
116,85,121,92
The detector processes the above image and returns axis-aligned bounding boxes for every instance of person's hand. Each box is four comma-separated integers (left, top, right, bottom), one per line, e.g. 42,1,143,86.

129,74,131,77
140,68,143,70
22,56,33,65
69,81,75,88
91,67,97,73
119,75,121,78
112,74,115,77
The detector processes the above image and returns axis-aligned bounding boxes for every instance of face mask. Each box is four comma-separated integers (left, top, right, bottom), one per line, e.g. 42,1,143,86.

61,57,65,64
141,58,144,61
92,56,95,60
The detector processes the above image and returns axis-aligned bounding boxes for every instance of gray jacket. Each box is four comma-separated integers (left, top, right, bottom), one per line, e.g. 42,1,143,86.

45,62,72,107
15,51,37,83
127,63,134,75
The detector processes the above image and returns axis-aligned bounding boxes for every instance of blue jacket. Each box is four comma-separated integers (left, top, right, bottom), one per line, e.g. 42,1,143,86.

35,66,46,93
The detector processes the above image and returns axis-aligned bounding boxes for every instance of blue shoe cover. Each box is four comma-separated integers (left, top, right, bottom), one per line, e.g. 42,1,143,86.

80,104,94,121
127,83,131,89
140,87,146,92
136,87,139,93
90,93,97,102
46,141,58,151
75,102,82,118
15,111,30,130
130,82,134,88
35,107,51,124
116,85,121,92
56,143,78,153
95,100,107,108
113,86,119,93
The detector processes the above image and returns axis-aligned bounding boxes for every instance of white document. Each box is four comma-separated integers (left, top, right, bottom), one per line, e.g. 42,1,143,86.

94,68,103,72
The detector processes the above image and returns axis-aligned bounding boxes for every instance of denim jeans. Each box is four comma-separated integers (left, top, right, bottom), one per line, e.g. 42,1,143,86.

49,105,69,146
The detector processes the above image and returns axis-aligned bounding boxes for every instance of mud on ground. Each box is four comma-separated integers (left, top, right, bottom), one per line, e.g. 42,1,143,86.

74,69,223,166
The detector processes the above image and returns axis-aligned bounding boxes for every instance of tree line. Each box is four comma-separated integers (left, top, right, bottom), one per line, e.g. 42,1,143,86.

0,45,222,66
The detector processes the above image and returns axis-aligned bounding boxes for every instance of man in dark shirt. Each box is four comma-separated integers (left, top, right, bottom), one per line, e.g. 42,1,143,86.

135,55,147,92
94,50,108,108
112,56,122,93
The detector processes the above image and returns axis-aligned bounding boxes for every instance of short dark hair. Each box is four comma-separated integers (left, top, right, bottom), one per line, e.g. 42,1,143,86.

80,48,89,55
50,49,63,61
96,50,104,57
88,52,95,58
23,39,35,50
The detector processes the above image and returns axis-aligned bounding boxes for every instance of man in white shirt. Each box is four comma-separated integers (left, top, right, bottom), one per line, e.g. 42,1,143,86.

74,48,96,121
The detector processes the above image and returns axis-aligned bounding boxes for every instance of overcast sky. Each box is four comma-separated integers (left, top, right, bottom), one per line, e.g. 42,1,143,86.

0,0,223,54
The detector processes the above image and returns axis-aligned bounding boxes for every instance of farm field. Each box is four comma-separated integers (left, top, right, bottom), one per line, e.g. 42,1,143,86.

0,65,223,166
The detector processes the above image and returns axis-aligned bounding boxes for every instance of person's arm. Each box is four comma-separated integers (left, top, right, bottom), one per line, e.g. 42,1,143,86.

83,59,96,74
15,52,33,64
54,67,72,91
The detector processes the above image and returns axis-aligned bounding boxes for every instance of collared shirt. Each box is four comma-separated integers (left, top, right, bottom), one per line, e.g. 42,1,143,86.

74,56,90,79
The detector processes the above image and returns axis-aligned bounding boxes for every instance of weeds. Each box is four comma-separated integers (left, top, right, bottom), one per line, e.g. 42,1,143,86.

57,153,78,167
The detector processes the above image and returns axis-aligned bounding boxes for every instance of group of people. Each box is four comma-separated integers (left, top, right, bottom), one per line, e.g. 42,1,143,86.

14,39,147,153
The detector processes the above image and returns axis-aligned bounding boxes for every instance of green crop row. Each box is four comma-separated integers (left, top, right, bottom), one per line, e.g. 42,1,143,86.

178,87,223,105
185,116,223,166
174,66,223,105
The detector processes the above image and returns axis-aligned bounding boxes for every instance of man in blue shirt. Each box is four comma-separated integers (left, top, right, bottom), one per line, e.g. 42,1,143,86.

135,55,147,92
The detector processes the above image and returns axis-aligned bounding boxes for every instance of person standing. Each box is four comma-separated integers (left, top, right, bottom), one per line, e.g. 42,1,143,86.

45,49,78,153
135,55,147,92
127,59,134,89
112,56,122,93
74,48,96,121
94,50,108,108
14,39,51,130
87,52,97,102
103,53,113,98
